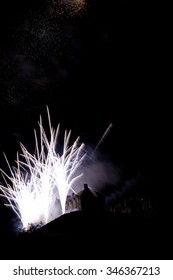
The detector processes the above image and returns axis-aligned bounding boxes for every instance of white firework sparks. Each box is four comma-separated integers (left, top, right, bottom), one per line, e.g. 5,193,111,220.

0,107,86,230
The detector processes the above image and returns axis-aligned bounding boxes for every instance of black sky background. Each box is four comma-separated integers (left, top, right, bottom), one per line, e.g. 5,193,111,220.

0,0,170,236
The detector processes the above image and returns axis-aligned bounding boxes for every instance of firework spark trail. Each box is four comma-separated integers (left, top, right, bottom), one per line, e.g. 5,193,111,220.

0,108,86,230
90,123,113,160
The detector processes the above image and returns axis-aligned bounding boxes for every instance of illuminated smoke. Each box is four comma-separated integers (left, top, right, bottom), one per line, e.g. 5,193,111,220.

0,107,86,230
46,0,86,18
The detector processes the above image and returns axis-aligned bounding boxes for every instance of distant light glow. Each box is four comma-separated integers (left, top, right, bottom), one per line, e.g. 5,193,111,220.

47,0,86,18
0,107,86,230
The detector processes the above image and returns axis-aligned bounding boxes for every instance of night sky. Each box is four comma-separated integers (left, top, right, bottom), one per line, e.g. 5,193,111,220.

0,0,169,243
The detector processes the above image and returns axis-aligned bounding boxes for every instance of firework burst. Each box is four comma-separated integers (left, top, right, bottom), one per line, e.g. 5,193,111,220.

0,107,86,230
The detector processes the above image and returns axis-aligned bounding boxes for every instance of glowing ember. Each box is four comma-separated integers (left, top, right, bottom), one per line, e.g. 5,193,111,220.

0,107,86,230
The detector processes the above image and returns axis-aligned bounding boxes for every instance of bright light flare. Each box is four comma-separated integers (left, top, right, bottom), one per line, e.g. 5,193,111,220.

0,107,86,230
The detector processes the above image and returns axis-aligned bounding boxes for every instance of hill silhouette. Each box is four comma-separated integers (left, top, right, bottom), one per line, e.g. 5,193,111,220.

5,210,165,260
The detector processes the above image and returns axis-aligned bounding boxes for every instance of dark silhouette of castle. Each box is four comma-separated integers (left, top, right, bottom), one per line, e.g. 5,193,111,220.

80,184,105,213
65,184,105,212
